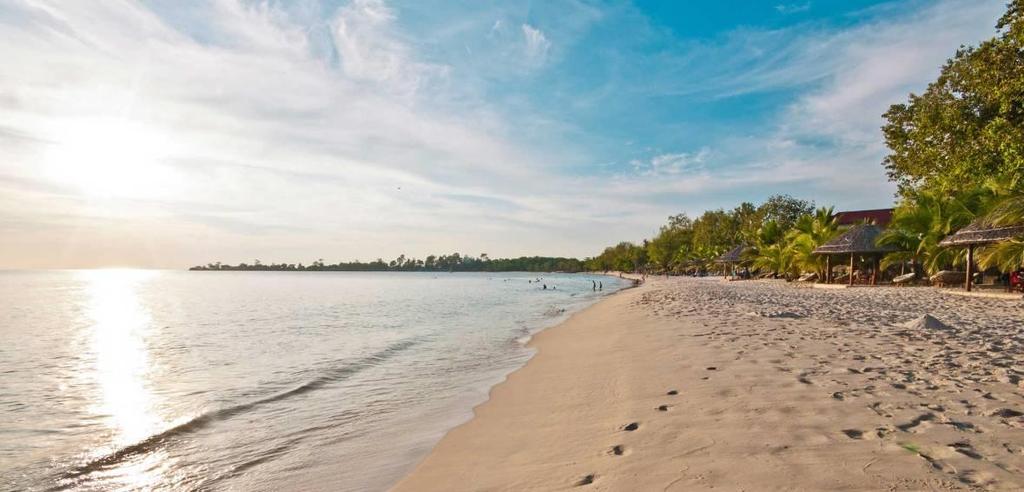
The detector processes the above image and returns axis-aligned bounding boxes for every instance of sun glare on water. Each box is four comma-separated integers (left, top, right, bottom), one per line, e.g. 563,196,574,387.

44,117,177,200
74,269,170,488
78,269,164,445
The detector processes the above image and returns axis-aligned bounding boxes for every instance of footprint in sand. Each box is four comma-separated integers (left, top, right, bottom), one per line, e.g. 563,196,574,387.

841,429,864,439
575,474,596,486
990,408,1024,418
666,389,678,395
609,445,625,456
949,441,983,459
897,412,936,432
657,404,671,411
622,422,639,431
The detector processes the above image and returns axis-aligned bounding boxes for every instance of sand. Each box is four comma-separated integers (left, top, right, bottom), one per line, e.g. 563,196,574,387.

393,276,1024,491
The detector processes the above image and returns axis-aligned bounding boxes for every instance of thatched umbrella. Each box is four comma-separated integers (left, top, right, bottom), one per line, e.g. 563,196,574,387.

938,219,1024,292
714,244,746,276
813,224,897,286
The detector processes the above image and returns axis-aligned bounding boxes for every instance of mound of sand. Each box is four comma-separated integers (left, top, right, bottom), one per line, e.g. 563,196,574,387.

901,314,953,331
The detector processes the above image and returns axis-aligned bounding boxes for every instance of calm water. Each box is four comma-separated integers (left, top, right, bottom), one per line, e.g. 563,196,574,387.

0,270,626,491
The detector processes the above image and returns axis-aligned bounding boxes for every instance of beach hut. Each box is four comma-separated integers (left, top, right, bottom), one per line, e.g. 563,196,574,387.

714,244,746,277
938,219,1024,292
813,224,897,286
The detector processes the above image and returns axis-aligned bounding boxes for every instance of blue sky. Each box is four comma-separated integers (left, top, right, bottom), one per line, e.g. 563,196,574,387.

0,0,1007,267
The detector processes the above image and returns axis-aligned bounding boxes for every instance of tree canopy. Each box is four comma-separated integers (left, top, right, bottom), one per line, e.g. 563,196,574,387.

883,1,1024,195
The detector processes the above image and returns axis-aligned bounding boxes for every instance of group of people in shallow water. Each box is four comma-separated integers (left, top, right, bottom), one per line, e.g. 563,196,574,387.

528,278,555,290
526,278,603,291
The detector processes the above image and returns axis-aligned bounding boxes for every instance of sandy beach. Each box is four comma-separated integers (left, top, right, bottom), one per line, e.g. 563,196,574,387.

394,276,1024,491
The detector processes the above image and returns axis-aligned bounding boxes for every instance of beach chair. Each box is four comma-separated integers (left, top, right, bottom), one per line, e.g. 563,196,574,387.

929,270,965,287
892,272,915,286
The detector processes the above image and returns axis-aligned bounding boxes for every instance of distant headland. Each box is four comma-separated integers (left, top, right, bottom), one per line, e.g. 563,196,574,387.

189,254,586,273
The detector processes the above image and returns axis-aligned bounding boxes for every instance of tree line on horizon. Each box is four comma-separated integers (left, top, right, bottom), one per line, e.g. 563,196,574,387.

590,1,1024,279
189,253,586,273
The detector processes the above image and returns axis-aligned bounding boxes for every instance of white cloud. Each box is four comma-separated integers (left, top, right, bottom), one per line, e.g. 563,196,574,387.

521,23,551,65
332,0,449,97
775,3,811,14
632,148,711,176
0,0,590,267
618,0,1003,215
0,0,1010,267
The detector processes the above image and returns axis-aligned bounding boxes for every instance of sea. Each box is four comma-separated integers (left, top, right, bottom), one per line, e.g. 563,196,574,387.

0,270,627,491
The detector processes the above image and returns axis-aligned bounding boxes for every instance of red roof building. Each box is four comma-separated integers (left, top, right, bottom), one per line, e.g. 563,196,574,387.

833,208,894,227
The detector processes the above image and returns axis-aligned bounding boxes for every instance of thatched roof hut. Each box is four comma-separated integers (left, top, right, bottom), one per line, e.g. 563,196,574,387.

812,224,896,255
938,218,1024,292
938,220,1024,247
813,224,896,286
714,244,746,264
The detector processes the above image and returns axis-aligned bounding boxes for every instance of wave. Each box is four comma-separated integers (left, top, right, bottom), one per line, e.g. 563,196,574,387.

53,338,421,488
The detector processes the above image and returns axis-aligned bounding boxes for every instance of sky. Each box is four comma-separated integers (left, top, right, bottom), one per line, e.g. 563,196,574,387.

0,0,1008,268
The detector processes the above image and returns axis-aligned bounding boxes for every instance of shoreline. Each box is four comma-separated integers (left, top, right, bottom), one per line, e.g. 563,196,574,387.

373,272,637,491
393,276,1024,491
391,276,653,491
388,275,641,491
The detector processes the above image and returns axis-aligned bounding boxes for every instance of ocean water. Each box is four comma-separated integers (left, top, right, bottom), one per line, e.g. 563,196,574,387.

0,270,626,491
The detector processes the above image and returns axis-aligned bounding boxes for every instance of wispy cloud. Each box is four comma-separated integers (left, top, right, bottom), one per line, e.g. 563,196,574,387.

775,2,811,15
521,23,551,66
0,0,1009,267
332,0,449,97
612,0,1002,209
632,148,711,176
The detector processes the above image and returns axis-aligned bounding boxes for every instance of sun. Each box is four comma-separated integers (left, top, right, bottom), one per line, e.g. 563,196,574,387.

44,117,176,199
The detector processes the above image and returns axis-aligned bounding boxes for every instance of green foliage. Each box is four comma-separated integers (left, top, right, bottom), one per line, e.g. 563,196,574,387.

749,242,790,278
732,202,762,242
692,209,740,255
756,195,815,231
978,190,1024,271
592,194,818,276
876,189,978,274
978,239,1024,272
878,189,992,275
587,241,648,273
882,2,1024,195
646,214,693,272
782,207,840,279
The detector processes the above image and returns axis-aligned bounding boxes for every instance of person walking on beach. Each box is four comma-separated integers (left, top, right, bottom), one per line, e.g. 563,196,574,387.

598,281,602,291
592,280,596,291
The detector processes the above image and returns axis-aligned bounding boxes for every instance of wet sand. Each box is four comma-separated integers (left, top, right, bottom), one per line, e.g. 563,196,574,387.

393,276,1024,491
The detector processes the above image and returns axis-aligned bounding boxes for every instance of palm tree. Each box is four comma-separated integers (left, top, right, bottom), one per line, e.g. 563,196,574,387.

783,206,839,279
685,244,724,275
744,220,787,277
750,242,792,278
878,193,941,277
879,189,991,276
977,189,1024,272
